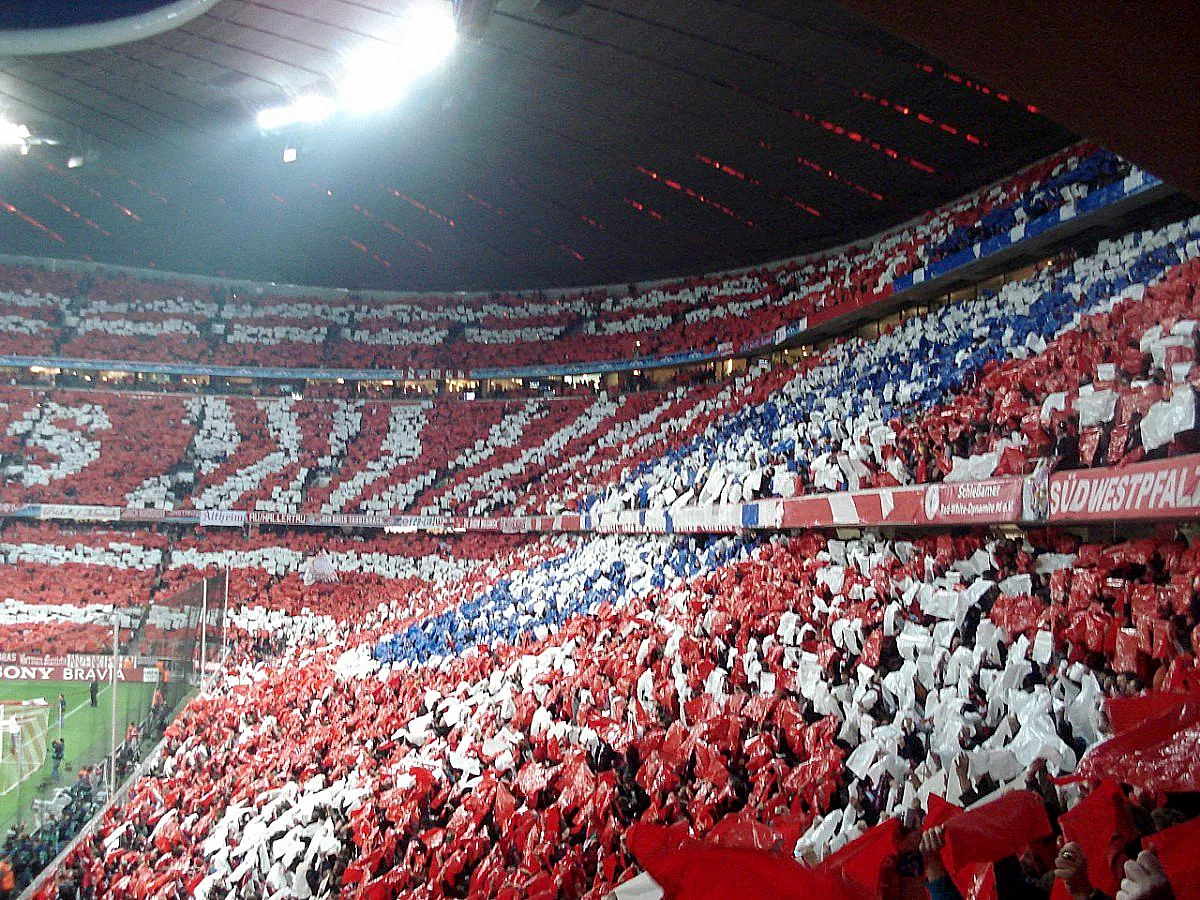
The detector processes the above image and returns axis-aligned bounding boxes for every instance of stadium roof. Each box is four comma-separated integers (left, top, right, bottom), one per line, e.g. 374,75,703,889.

0,0,1074,292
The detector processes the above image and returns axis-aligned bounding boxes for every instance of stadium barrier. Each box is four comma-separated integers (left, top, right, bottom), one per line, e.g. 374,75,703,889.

1,455,1197,533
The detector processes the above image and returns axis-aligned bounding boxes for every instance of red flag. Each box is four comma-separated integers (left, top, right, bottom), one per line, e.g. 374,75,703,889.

1105,686,1200,735
922,796,994,900
923,794,964,831
625,821,694,862
705,812,780,851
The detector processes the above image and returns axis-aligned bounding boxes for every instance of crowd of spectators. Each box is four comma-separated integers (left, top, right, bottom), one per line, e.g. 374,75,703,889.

0,212,1192,523
0,142,1195,899
0,146,1137,375
1,768,103,899
0,523,560,653
573,215,1200,516
10,522,1196,899
0,216,1197,658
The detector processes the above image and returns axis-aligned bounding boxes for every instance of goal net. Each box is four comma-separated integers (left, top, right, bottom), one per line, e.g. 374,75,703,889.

0,699,51,797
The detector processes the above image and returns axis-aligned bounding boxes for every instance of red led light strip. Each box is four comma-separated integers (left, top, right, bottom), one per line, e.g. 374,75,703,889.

0,198,66,244
793,154,885,202
793,111,938,174
636,165,755,226
694,153,760,185
387,189,455,228
347,237,393,270
913,62,1041,114
45,163,142,223
44,164,142,223
102,166,169,205
43,193,113,238
623,197,666,222
461,189,588,263
693,153,822,217
464,192,503,215
851,89,987,146
352,203,434,255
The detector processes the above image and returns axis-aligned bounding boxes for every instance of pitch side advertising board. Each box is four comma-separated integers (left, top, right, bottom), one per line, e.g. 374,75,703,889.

0,653,159,682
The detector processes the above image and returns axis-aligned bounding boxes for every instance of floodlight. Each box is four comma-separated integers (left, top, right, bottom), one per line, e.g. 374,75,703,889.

339,2,456,114
256,94,336,131
0,120,30,145
282,147,298,163
67,155,84,168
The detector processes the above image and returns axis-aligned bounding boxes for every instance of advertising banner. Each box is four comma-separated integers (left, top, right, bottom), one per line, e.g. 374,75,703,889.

0,455,1195,536
38,504,121,522
780,478,1026,529
0,665,159,683
200,509,247,528
671,504,746,533
919,479,1025,524
0,653,158,683
245,511,308,526
1049,456,1200,522
121,508,166,522
307,513,395,529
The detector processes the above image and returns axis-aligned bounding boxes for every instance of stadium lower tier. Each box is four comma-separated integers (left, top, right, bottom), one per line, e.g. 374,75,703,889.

17,523,1200,899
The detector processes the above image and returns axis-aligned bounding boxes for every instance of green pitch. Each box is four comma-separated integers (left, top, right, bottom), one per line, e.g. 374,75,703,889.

0,679,158,831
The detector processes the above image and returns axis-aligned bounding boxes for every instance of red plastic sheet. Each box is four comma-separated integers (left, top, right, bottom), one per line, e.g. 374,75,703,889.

942,791,1051,872
1074,691,1200,792
816,817,900,896
705,812,780,852
1143,813,1200,898
1113,628,1146,676
632,842,868,900
988,593,1044,637
923,794,964,832
1104,691,1200,739
1057,780,1138,896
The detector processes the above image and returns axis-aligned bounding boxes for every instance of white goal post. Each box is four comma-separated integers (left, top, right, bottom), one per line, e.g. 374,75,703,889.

0,699,51,797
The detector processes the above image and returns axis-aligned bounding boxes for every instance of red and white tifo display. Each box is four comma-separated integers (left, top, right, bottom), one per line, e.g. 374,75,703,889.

16,526,1200,900
0,212,1196,530
2,146,1200,900
0,145,1143,374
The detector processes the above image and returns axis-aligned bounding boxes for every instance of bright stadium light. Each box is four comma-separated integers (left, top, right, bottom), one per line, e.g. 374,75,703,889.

256,94,337,131
0,120,30,145
282,146,298,163
339,2,457,114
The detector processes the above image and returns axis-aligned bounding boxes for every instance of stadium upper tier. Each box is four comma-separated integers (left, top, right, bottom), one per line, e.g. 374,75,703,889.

0,146,1154,378
0,211,1195,520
